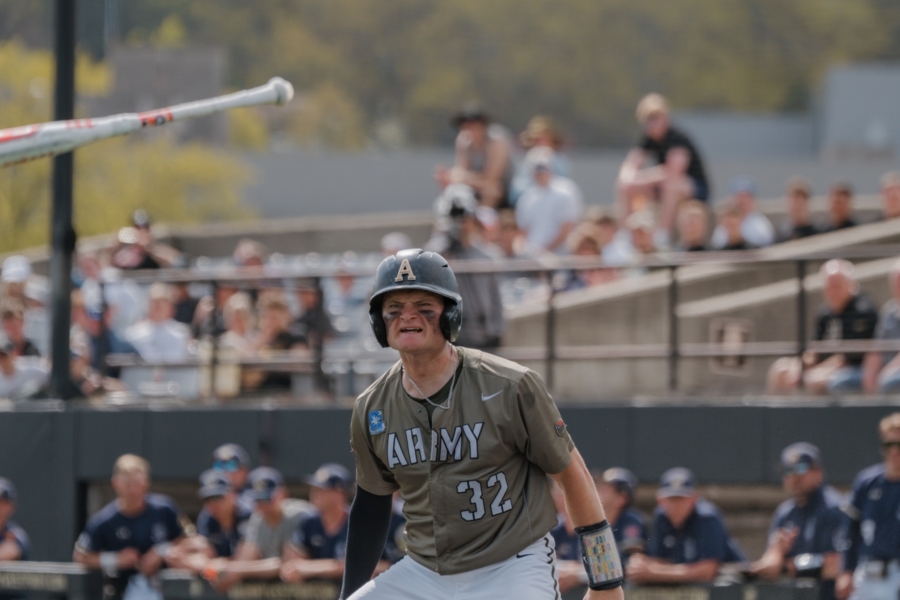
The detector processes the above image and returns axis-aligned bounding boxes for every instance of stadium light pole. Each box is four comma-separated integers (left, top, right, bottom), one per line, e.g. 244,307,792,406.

49,0,77,399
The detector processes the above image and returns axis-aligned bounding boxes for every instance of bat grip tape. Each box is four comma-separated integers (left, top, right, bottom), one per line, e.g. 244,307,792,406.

575,519,624,591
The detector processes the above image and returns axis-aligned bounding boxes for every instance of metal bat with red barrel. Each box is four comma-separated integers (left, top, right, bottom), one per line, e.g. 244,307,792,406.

0,76,294,169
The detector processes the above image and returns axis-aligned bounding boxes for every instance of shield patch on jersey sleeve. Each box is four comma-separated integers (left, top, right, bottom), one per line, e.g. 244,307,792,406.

555,419,566,436
369,410,386,434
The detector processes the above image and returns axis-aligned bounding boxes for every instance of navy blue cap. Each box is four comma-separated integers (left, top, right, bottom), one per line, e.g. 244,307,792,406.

729,176,757,196
0,478,17,502
247,467,284,501
598,467,638,501
781,442,821,475
212,443,250,470
305,463,353,491
198,469,232,500
658,467,696,498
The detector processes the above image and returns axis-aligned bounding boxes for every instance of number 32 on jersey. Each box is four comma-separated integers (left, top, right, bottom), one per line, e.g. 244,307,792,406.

457,472,513,522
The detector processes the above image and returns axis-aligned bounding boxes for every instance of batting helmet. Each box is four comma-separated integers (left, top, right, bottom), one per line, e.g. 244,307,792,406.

369,249,463,348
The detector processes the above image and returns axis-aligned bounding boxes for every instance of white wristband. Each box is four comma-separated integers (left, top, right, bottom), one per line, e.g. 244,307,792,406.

152,542,172,558
99,552,118,572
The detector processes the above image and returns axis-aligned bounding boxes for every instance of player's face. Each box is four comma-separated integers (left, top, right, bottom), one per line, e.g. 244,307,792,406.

203,494,233,522
382,291,446,353
782,467,822,499
658,495,696,529
112,472,150,506
597,483,626,513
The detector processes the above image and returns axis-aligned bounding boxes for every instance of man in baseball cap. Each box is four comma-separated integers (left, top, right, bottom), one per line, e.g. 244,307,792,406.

196,470,252,560
0,477,29,561
627,467,744,585
751,443,843,597
595,468,649,565
282,464,357,584
203,467,313,592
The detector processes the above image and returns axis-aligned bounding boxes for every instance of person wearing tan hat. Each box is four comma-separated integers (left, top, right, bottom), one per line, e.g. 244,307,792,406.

617,93,710,235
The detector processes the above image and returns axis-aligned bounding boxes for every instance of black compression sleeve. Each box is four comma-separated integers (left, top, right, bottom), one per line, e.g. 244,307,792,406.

340,487,394,600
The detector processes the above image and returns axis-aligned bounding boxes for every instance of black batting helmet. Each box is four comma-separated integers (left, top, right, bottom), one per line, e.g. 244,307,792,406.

369,249,463,348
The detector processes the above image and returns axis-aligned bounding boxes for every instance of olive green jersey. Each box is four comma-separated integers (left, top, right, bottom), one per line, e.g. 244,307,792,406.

350,348,574,575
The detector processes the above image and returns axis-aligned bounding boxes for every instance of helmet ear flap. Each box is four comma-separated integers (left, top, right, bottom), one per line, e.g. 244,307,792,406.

369,300,390,348
440,299,463,343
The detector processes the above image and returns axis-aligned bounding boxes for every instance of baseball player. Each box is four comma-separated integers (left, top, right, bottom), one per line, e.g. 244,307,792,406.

837,412,900,600
0,478,28,561
594,468,648,564
340,249,624,600
751,443,843,600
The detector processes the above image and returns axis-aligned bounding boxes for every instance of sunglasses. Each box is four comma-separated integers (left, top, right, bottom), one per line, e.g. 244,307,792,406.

213,459,241,472
882,441,900,451
783,463,811,476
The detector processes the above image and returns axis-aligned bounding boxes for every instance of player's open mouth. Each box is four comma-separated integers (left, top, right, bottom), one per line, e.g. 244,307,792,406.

399,327,423,333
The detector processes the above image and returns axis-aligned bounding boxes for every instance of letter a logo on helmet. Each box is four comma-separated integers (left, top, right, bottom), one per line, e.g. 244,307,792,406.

394,259,417,282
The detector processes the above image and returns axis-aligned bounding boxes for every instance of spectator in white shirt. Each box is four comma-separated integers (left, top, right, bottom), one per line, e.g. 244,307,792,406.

124,283,191,363
0,334,47,399
711,177,775,250
515,149,583,254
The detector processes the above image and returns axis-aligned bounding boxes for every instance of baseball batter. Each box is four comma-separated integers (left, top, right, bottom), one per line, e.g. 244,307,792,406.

340,249,624,600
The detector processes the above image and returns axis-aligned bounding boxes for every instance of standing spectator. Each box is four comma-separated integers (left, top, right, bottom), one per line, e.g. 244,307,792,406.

427,186,505,349
510,116,571,205
124,283,191,363
711,177,775,249
595,468,648,567
212,444,255,511
435,107,514,208
836,413,900,600
71,289,139,378
824,183,856,232
0,333,47,399
203,467,314,592
0,301,40,357
768,260,878,394
751,443,843,600
617,93,710,233
782,177,819,241
515,149,583,254
0,478,28,561
73,454,185,600
881,171,900,220
627,468,744,585
863,259,900,393
676,200,710,252
281,464,356,584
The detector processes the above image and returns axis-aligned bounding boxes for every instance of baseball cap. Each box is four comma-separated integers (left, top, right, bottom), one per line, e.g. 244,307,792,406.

1,256,31,284
0,478,17,502
198,469,232,500
247,467,284,502
598,467,638,501
658,467,697,498
212,443,250,472
780,442,821,475
728,176,757,197
451,105,489,128
305,463,353,491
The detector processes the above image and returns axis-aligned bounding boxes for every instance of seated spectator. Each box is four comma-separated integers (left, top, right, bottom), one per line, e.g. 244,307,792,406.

626,210,658,257
617,93,710,233
627,467,744,585
124,282,191,363
0,333,48,399
676,200,709,252
711,177,775,249
244,293,307,392
768,260,878,394
218,293,256,356
74,454,185,599
435,107,514,208
495,209,527,259
751,443,842,596
195,470,252,561
863,259,900,393
212,444,255,511
881,171,900,220
202,467,314,592
825,183,856,232
290,287,333,351
23,276,49,357
66,338,126,398
781,177,819,241
516,149,583,254
71,289,139,377
322,254,370,342
582,207,634,266
510,116,571,205
0,301,40,357
595,468,648,566
380,232,413,257
173,283,201,326
0,255,30,304
563,225,618,290
281,464,355,583
76,251,145,336
0,478,28,561
717,203,754,251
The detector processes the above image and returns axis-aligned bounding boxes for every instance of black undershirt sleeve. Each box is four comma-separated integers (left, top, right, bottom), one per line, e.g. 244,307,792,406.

340,487,394,599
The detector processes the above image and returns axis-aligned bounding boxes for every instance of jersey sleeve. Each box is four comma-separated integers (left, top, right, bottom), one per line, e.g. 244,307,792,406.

350,403,399,495
513,370,574,475
76,516,105,553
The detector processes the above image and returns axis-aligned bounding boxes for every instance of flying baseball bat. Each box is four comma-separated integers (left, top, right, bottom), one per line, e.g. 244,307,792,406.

0,76,294,169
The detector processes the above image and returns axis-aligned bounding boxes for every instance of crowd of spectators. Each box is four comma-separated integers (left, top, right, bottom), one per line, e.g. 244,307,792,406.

3,413,899,597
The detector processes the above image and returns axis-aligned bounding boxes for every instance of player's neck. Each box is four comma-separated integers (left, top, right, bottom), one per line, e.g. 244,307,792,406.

320,505,348,534
400,343,456,397
885,461,900,481
117,497,146,517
